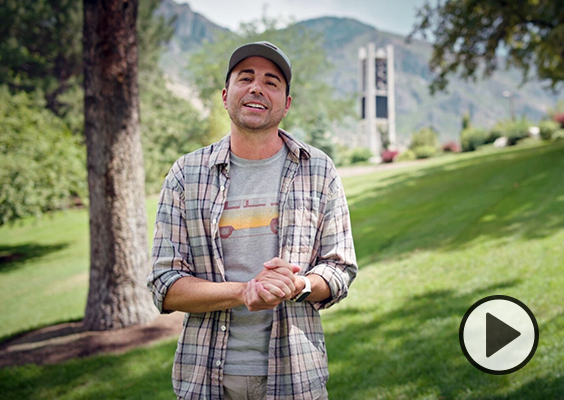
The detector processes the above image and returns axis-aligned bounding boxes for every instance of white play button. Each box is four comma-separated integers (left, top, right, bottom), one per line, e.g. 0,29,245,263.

459,295,539,375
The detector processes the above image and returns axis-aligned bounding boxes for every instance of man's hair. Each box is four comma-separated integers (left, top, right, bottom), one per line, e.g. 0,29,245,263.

225,71,291,98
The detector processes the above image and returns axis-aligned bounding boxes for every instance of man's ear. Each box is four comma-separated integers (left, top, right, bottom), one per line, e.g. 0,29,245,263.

283,95,292,117
222,88,228,110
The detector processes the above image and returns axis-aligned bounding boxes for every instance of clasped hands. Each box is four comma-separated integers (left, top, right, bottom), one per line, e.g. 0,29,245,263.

244,257,303,311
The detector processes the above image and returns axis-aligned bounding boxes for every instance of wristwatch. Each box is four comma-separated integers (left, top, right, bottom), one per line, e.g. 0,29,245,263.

291,275,312,302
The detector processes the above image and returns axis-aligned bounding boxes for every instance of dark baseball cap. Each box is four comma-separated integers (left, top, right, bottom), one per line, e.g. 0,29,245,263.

226,41,292,87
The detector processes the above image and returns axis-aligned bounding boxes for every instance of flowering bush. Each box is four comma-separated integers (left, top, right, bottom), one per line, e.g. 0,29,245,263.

442,141,461,153
553,113,564,128
381,150,399,163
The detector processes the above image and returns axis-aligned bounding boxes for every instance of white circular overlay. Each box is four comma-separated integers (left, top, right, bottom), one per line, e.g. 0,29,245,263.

462,299,536,371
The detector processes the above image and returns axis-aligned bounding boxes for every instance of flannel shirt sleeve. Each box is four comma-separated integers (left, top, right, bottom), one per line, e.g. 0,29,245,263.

147,164,194,314
307,176,358,310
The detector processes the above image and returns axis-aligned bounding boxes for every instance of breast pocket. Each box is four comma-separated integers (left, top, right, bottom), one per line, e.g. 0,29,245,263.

282,195,322,263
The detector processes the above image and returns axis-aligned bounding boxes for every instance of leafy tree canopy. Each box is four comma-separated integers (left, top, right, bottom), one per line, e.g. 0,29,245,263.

0,0,173,120
0,0,82,116
0,0,206,224
411,0,564,93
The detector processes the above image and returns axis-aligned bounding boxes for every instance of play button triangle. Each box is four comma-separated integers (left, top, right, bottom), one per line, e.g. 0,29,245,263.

486,312,521,357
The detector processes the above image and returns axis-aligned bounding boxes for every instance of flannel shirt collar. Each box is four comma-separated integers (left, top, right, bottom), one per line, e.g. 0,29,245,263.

207,129,311,171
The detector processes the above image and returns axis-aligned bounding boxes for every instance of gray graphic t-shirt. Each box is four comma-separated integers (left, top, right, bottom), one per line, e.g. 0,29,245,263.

219,145,288,376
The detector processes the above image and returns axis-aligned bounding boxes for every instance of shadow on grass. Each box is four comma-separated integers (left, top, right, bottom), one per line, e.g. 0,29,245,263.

0,339,178,400
348,142,564,267
324,279,563,399
0,243,70,273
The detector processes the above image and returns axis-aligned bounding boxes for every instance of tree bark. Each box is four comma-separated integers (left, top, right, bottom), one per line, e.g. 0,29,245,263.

82,0,157,330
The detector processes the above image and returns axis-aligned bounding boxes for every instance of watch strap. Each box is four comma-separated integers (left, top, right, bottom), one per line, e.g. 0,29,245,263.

291,275,312,302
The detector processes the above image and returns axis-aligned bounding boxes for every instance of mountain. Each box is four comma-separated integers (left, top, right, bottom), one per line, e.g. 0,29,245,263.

296,17,562,143
155,0,229,80
156,2,562,143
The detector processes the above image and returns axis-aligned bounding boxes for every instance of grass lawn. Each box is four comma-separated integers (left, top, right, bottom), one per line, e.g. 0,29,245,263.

1,141,563,399
0,197,159,341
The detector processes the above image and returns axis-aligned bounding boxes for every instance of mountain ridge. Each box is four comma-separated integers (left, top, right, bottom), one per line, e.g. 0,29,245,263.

157,1,563,143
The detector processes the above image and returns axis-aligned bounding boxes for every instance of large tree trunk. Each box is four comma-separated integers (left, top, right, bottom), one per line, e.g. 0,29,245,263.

82,0,157,330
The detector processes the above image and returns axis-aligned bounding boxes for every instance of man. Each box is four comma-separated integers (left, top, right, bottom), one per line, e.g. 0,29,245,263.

148,41,357,400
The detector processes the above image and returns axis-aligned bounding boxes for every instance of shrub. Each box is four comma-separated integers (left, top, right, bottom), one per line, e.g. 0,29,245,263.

442,141,461,153
505,118,532,145
486,125,504,144
552,129,564,141
381,150,399,163
409,127,440,150
333,143,352,167
412,145,438,159
397,149,416,162
461,127,488,152
350,147,373,164
0,87,87,225
539,120,561,141
489,118,531,146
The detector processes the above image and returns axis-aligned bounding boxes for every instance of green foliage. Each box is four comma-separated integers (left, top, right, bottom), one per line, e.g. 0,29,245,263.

0,0,83,116
304,112,335,159
350,147,373,164
486,124,504,144
461,111,471,131
412,145,438,159
490,118,532,146
0,87,87,226
204,90,231,145
539,119,561,141
461,127,488,152
188,16,354,145
139,73,207,194
409,127,439,150
552,129,564,141
0,0,174,128
0,0,193,199
412,0,564,93
397,149,416,162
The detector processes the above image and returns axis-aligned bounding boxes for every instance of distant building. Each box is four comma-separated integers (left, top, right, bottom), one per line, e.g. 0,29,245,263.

358,43,396,157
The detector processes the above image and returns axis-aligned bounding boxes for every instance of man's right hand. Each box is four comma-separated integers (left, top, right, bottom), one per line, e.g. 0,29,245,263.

243,258,300,311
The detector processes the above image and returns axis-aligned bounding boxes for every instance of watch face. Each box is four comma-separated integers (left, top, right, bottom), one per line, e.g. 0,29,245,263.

295,291,311,302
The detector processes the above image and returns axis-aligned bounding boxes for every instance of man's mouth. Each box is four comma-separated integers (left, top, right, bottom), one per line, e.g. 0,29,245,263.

244,102,268,110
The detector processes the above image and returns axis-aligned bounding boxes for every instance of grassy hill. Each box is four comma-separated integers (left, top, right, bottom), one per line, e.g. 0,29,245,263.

1,141,563,398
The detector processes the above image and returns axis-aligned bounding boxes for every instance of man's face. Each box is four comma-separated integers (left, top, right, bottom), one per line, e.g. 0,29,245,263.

223,56,291,133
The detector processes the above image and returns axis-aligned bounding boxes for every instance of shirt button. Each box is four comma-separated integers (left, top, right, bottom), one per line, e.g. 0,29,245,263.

216,360,222,366
220,185,225,191
221,325,227,331
212,218,217,224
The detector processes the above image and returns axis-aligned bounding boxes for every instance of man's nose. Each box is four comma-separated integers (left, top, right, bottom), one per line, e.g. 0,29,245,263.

249,82,264,95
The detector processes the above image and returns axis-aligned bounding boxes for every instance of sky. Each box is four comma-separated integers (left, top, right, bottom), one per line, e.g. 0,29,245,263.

180,0,429,37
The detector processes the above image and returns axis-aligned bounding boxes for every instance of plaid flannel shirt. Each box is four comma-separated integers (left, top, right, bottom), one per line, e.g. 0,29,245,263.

147,130,357,400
